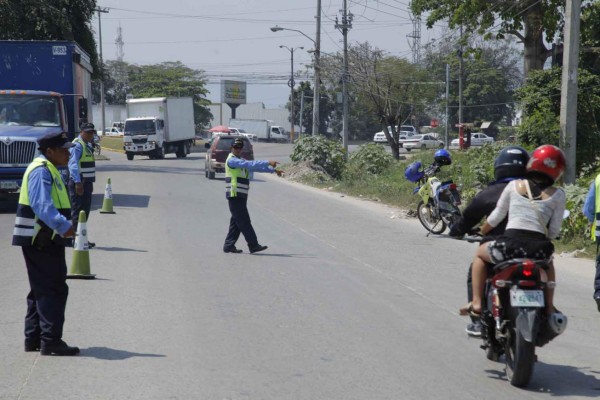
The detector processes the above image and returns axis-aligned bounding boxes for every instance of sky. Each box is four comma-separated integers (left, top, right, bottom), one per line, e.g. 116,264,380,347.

92,0,443,109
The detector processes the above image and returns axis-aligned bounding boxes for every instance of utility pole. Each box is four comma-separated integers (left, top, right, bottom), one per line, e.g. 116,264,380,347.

445,64,450,147
300,92,304,135
559,0,581,184
280,46,303,142
336,1,352,155
95,7,109,135
313,0,321,136
458,25,463,126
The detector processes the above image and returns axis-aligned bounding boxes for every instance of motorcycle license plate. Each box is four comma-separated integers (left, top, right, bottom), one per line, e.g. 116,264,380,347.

510,289,545,307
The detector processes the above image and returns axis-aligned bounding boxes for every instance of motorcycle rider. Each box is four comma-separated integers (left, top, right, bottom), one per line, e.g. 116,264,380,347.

449,146,530,336
460,145,566,319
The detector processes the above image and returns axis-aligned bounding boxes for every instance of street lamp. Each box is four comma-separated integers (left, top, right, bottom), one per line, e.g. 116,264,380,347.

271,25,320,136
279,45,303,142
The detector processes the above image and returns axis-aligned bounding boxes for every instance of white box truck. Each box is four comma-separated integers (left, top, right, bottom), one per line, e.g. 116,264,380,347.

123,97,195,160
229,119,287,143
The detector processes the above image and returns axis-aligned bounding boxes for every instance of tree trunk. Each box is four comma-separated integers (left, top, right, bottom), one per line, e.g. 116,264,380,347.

522,3,551,77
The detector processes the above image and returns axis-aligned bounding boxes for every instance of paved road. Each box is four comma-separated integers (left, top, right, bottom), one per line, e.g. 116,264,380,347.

1,147,599,399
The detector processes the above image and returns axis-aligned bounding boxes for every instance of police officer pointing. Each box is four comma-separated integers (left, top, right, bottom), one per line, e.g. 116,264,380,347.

223,137,283,254
12,132,80,356
68,122,96,248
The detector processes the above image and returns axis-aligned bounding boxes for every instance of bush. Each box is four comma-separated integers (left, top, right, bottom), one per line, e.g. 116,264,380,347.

347,143,394,175
290,135,346,179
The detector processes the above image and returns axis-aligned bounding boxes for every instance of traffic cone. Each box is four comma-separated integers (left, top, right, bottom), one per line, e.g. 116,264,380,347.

67,211,95,280
99,177,116,214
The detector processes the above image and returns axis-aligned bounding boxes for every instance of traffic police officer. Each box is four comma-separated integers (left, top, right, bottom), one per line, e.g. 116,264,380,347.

583,174,600,311
68,122,96,248
12,131,80,356
223,137,283,254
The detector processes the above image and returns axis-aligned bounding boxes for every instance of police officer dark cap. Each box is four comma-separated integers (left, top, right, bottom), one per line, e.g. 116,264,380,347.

232,137,244,148
81,122,95,132
37,132,75,150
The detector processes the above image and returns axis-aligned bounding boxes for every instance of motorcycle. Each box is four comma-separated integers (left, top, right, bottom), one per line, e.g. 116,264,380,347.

405,160,462,235
93,133,101,156
476,256,567,387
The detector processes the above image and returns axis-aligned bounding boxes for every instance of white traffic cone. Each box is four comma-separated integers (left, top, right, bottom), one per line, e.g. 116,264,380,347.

67,211,95,279
99,177,116,214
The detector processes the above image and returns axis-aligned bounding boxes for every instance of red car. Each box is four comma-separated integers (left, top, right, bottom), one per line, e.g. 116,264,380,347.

204,135,254,179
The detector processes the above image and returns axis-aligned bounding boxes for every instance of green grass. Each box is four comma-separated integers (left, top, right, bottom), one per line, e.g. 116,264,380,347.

99,136,125,152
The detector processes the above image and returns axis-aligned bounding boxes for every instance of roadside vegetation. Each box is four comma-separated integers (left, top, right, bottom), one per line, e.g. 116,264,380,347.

289,135,596,258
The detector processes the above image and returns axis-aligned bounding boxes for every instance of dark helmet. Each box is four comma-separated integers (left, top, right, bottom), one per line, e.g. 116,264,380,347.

434,149,451,166
494,146,529,180
404,161,424,182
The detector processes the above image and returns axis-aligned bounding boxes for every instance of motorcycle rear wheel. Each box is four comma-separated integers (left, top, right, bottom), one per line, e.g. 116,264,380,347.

505,327,536,387
417,200,446,234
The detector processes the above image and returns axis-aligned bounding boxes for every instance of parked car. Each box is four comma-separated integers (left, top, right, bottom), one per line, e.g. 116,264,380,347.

373,125,417,143
204,135,254,179
450,132,494,147
402,134,445,151
103,127,123,136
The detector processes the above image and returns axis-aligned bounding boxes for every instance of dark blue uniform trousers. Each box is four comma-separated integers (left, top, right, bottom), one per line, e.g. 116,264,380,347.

68,180,93,232
224,197,259,250
22,244,68,345
595,252,600,298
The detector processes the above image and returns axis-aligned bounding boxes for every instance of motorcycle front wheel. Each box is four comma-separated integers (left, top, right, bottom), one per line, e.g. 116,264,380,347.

504,326,536,387
416,200,446,234
94,145,101,156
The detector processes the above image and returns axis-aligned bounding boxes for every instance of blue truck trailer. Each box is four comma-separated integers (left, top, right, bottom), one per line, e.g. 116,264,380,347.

0,40,93,202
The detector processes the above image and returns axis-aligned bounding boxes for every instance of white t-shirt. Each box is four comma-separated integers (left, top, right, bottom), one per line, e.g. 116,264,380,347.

487,180,566,239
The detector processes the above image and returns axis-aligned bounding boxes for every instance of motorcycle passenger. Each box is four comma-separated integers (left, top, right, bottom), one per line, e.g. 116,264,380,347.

449,146,530,336
460,145,566,317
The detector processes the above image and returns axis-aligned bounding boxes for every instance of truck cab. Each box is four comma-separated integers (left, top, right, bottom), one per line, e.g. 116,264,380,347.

0,90,67,194
270,126,287,143
123,117,165,160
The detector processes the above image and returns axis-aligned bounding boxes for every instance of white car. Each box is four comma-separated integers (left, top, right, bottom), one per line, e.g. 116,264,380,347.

402,134,445,151
450,132,494,147
373,126,417,143
228,127,258,142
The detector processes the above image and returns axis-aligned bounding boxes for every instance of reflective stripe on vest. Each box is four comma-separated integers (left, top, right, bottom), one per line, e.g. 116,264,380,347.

73,137,96,182
12,157,71,246
225,153,250,199
594,174,600,241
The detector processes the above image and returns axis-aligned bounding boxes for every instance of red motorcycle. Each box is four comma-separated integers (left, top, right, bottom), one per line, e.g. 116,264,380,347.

479,257,567,387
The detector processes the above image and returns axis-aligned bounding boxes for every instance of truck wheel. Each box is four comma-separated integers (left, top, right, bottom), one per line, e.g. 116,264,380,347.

126,152,134,161
155,146,165,159
208,170,215,179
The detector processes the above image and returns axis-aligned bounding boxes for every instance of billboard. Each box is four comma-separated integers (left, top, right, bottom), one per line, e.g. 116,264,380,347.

221,80,247,105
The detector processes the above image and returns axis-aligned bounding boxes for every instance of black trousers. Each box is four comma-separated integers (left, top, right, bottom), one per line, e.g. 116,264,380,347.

22,244,68,345
68,180,93,232
224,197,259,250
594,252,600,298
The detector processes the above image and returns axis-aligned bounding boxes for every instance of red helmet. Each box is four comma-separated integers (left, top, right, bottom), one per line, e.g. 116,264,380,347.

526,145,566,182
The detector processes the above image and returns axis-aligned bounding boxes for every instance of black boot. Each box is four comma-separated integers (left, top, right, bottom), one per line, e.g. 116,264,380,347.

40,340,80,356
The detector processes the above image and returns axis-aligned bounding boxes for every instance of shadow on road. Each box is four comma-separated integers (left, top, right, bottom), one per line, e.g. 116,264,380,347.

249,253,316,258
91,193,151,209
92,246,148,253
81,346,165,360
484,361,600,396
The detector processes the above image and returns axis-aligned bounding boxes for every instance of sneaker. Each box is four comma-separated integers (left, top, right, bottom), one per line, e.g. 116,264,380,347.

249,245,268,254
223,247,243,253
87,241,96,249
466,321,482,337
40,340,80,356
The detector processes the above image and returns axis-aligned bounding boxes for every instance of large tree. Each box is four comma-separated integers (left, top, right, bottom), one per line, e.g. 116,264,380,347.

289,81,335,136
127,61,212,129
410,0,594,77
421,33,523,131
321,42,436,160
0,0,100,78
